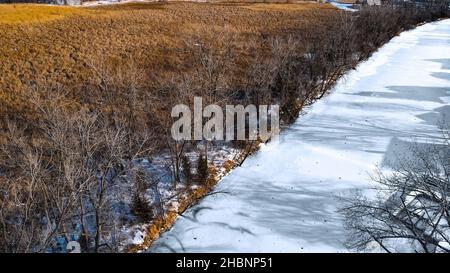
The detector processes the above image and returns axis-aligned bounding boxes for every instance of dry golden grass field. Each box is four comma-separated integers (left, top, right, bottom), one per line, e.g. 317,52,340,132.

0,2,337,118
0,4,91,24
2,2,448,253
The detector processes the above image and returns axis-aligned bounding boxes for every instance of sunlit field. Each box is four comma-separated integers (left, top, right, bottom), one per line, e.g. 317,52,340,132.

1,1,448,254
0,4,91,24
0,2,336,117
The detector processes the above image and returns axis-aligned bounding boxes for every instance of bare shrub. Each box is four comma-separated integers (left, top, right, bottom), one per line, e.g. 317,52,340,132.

341,135,450,253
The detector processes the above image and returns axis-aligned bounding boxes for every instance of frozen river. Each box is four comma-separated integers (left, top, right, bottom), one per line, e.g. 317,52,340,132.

150,19,450,253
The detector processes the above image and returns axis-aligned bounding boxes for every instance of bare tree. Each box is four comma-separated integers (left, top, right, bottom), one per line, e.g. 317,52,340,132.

341,135,450,253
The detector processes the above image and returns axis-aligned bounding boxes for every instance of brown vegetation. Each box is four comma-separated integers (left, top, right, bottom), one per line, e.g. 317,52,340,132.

0,3,336,119
0,2,448,252
0,4,92,24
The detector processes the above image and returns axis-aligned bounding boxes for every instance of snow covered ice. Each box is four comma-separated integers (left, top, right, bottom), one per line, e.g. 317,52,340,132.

150,19,450,253
329,1,357,12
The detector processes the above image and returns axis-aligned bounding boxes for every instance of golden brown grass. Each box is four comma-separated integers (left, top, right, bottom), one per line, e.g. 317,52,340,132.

0,2,337,118
243,2,327,11
0,4,92,24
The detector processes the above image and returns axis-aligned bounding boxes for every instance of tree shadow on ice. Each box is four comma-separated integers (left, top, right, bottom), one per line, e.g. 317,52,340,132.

427,58,450,70
284,84,449,153
416,105,450,129
285,115,431,154
149,201,256,252
243,180,346,248
381,102,449,170
353,85,449,103
380,137,446,170
430,72,450,81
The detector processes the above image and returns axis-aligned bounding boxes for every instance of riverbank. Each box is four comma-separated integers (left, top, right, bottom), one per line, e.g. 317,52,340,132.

0,2,448,253
149,19,450,253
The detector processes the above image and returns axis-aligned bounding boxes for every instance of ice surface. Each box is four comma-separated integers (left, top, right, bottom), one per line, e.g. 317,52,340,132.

150,20,450,253
329,1,357,12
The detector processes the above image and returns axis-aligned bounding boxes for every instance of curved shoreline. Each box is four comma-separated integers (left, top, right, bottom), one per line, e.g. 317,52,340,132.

148,19,450,253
